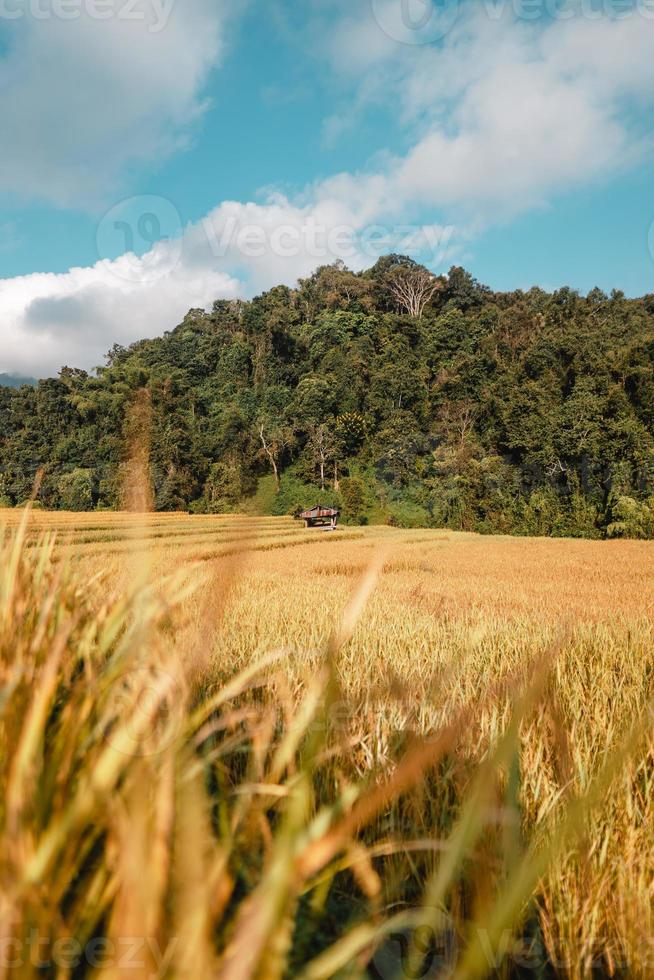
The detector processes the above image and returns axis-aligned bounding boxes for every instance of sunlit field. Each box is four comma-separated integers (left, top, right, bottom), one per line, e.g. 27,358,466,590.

1,508,653,978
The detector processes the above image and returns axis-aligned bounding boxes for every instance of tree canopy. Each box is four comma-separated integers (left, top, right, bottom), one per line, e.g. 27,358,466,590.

1,259,653,538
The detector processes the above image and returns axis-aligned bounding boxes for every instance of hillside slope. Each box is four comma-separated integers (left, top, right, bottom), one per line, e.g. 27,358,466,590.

1,258,653,537
0,373,38,389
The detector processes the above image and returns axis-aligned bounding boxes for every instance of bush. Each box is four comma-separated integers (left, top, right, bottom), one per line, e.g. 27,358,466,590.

517,489,563,537
272,471,334,517
340,476,368,524
606,496,654,539
203,458,245,513
387,500,430,528
58,469,94,511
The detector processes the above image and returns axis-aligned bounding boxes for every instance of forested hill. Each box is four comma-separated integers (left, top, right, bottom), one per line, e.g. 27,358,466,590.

0,374,37,389
1,257,654,538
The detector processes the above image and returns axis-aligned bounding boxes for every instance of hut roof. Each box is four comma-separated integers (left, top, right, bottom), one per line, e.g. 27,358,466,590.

299,504,339,519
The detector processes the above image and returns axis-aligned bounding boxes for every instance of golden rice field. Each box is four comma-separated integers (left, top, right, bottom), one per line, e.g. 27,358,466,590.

1,508,653,979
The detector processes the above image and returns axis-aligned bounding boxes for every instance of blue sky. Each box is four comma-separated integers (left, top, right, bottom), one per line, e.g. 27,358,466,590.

1,0,654,376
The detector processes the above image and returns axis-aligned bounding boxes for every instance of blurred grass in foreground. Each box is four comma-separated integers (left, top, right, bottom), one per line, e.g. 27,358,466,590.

0,509,653,979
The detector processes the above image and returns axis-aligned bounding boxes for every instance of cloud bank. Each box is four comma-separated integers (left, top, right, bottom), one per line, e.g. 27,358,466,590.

0,0,230,206
2,1,654,376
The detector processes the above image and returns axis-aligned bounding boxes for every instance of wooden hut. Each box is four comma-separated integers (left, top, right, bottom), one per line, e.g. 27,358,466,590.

298,505,339,529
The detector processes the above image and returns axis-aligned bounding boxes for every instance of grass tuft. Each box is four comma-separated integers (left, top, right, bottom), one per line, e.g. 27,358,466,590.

0,511,653,977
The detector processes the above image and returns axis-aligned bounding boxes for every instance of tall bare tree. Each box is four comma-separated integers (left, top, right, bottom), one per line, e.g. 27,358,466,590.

438,400,479,450
387,266,441,317
307,422,335,491
257,420,294,492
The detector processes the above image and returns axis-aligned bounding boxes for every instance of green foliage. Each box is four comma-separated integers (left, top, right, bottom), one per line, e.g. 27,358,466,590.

203,456,246,513
1,259,653,537
271,470,332,517
386,499,431,528
57,468,95,511
606,495,654,539
242,475,280,517
340,477,368,525
518,488,566,538
334,412,368,457
0,472,11,509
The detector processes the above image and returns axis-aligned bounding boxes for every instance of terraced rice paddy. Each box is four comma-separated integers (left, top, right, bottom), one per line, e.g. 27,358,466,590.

4,510,365,559
1,509,653,977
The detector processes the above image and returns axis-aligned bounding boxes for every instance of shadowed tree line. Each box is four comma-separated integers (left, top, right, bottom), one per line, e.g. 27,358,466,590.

1,256,653,537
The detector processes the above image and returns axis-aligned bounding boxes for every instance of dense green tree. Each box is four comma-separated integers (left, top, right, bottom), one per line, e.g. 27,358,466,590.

1,260,653,538
58,468,94,511
340,477,367,525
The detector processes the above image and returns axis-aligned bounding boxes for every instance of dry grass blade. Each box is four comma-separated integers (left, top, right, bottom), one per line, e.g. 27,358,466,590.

454,701,654,979
218,549,388,980
0,512,651,979
297,912,418,980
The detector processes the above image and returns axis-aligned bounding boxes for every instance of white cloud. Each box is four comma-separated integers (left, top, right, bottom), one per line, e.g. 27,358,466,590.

0,256,240,377
0,0,231,206
0,190,456,376
394,59,628,217
2,1,654,377
316,2,654,218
